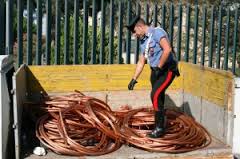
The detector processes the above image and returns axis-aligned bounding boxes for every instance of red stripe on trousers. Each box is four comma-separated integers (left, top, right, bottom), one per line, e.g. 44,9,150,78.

153,71,173,110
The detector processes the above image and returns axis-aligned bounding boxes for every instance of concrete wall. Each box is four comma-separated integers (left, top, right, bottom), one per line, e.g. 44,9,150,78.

24,62,234,146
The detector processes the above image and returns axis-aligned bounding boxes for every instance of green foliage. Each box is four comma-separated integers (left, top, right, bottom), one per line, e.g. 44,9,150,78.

50,15,118,64
13,6,37,40
12,4,38,64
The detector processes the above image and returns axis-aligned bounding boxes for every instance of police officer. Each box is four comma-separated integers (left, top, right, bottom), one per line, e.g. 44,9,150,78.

126,16,180,138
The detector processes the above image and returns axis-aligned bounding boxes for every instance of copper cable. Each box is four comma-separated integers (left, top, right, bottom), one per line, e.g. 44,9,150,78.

35,91,211,156
36,92,122,156
118,108,212,153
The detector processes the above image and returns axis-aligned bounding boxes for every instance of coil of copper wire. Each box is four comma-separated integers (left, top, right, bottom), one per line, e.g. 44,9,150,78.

35,91,211,156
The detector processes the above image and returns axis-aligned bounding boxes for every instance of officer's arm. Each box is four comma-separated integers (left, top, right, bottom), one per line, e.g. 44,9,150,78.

158,37,172,68
132,55,146,80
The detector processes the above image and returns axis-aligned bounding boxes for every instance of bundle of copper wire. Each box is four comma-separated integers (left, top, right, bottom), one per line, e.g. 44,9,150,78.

36,91,211,156
36,91,122,156
118,108,212,153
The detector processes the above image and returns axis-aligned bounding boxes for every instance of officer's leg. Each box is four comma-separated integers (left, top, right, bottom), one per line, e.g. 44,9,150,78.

150,69,158,104
150,69,157,89
148,71,175,138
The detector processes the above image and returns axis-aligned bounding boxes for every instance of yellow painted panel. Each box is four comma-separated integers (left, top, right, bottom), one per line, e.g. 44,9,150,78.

106,65,152,90
27,62,233,108
202,70,226,106
180,62,234,107
181,63,202,97
201,67,233,108
28,65,109,93
28,64,182,93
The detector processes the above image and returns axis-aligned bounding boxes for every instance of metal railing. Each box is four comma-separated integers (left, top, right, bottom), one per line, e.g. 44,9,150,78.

0,0,239,75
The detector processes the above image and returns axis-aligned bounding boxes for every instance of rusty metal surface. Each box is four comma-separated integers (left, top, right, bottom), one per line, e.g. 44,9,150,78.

35,91,211,156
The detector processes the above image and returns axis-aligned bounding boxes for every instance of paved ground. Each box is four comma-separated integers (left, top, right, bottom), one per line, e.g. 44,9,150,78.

25,137,232,159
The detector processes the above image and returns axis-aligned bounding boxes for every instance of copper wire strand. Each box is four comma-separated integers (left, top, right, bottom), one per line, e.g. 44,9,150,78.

35,91,212,156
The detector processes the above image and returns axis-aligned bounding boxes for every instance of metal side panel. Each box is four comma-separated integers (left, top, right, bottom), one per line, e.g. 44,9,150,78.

233,77,240,155
13,64,27,159
0,55,14,159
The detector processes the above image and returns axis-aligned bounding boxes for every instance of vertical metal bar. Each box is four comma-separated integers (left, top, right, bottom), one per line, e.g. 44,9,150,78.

17,0,23,67
27,0,33,65
145,2,149,24
46,0,51,65
118,0,123,64
55,0,61,65
193,4,199,64
73,0,79,64
177,3,182,61
184,3,190,62
36,0,42,65
208,6,215,67
0,0,5,55
216,4,223,69
169,2,174,47
91,0,97,64
82,0,88,64
232,9,238,74
64,0,70,65
161,1,166,29
224,8,230,70
153,2,157,27
109,0,114,64
6,0,13,55
201,5,207,66
126,1,131,64
100,0,105,64
134,1,141,64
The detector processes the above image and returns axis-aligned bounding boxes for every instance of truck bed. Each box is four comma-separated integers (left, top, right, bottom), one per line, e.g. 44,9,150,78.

25,137,232,159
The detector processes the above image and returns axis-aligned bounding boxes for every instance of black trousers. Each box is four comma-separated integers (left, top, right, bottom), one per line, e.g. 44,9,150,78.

150,69,175,111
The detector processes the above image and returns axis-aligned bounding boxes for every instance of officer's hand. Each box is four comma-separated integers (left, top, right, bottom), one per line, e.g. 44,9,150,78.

128,79,137,90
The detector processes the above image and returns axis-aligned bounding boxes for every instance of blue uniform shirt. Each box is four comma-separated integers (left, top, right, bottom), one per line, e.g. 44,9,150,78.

140,27,174,67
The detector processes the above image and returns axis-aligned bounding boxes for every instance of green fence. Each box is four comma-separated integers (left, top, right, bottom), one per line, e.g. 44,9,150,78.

0,0,240,75
0,0,5,55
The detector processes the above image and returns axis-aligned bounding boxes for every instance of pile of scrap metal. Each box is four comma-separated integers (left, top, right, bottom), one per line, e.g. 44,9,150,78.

35,91,211,156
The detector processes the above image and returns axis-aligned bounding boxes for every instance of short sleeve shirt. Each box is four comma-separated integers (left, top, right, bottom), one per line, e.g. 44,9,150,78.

140,27,173,67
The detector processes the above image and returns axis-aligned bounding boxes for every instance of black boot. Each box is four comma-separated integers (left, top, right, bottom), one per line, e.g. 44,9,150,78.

148,110,165,138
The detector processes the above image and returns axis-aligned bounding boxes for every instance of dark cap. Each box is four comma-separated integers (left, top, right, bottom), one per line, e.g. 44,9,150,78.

125,15,141,32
